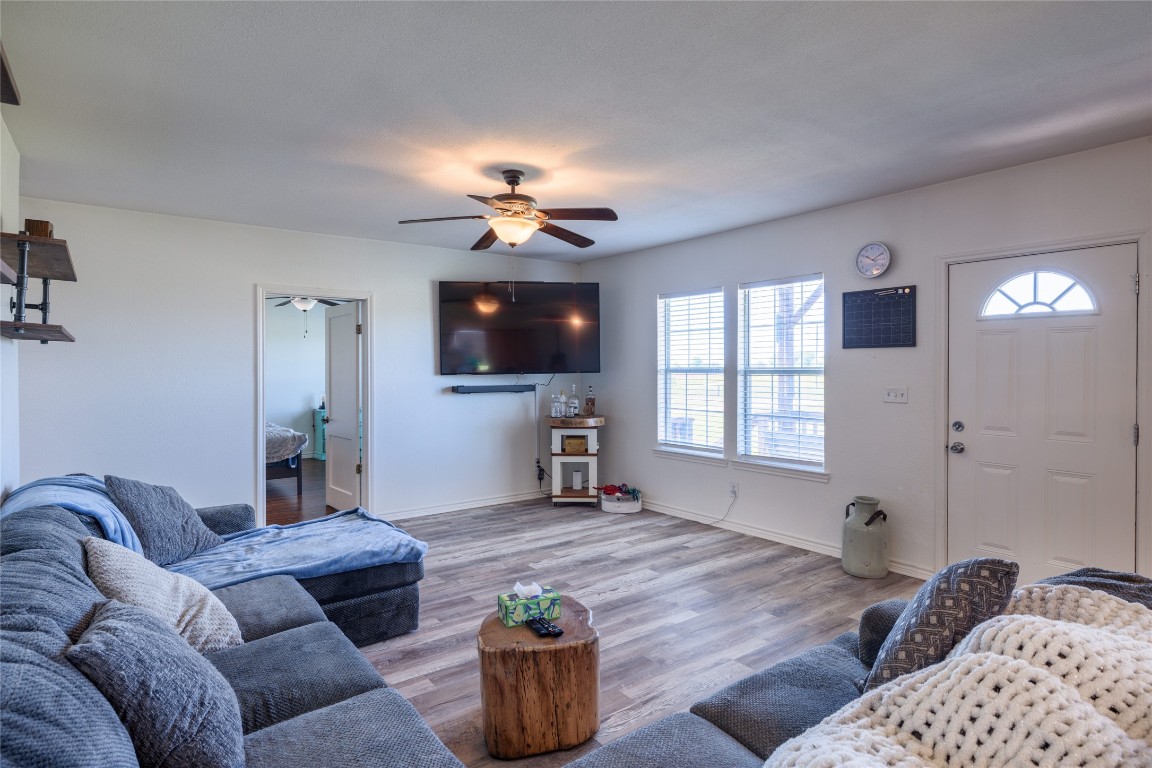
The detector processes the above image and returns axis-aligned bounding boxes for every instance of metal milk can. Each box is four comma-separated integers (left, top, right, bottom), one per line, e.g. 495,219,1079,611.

841,495,889,578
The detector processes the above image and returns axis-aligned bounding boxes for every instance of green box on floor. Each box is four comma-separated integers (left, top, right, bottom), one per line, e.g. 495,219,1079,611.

497,587,562,627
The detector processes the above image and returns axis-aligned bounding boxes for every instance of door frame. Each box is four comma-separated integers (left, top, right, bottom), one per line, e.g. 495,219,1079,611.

255,284,374,527
934,229,1151,577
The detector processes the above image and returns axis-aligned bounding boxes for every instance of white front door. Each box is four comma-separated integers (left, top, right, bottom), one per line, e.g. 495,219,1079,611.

947,243,1138,584
325,301,362,510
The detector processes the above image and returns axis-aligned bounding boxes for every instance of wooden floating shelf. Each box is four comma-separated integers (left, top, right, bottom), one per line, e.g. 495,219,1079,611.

1,321,76,342
1,232,77,281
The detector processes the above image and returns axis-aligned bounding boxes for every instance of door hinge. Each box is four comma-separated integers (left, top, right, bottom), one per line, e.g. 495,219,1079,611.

355,463,362,474
355,323,362,335
1135,424,1140,447
1133,273,1141,295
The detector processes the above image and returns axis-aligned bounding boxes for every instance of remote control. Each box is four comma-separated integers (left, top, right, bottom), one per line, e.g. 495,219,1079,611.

525,617,552,637
525,617,564,637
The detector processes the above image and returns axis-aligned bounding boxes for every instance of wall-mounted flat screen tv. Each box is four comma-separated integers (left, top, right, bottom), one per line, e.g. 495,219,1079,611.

438,281,600,375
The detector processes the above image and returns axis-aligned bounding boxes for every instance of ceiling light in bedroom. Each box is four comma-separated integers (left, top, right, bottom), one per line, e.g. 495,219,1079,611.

290,297,318,312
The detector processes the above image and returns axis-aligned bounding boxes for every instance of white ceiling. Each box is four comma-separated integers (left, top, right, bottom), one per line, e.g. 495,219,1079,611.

1,1,1149,262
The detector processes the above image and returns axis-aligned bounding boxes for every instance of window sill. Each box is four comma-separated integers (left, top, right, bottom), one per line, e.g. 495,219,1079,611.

732,458,830,483
652,447,729,467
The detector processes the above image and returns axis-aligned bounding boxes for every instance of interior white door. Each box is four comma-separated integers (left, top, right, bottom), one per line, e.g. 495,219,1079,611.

325,302,361,510
947,244,1138,583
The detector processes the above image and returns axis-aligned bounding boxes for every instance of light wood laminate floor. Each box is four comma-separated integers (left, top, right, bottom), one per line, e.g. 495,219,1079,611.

360,500,923,768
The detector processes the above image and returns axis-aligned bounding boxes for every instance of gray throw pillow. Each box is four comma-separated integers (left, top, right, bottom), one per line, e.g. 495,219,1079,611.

864,557,1018,691
65,600,244,768
104,475,224,566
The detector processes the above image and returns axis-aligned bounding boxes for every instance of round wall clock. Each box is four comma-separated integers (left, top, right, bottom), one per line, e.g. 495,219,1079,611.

855,242,891,278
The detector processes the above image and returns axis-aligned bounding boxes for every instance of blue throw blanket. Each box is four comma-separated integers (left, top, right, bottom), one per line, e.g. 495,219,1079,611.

168,508,428,590
0,475,143,554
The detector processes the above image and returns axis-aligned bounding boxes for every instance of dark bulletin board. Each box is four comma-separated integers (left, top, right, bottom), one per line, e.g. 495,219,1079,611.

842,286,916,348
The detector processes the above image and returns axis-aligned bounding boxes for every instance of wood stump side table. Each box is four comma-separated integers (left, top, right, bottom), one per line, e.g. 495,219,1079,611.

477,595,599,759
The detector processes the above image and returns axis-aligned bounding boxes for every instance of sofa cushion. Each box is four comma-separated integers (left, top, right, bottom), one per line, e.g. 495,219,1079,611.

212,575,327,642
563,712,763,768
83,537,243,652
195,503,256,536
0,504,93,560
205,621,385,733
0,548,104,642
244,687,465,768
857,598,909,668
865,557,1018,691
1036,567,1152,609
66,600,243,768
104,474,224,565
690,643,869,759
1,611,138,768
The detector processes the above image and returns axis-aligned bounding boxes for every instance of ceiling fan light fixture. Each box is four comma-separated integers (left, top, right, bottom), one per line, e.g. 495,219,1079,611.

487,215,541,247
290,297,318,312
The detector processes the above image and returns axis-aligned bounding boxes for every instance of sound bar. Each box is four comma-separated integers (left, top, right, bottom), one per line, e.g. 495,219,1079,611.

451,384,536,394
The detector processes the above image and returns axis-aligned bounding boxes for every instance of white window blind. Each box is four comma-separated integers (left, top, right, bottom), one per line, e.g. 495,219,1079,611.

657,289,724,453
738,275,825,468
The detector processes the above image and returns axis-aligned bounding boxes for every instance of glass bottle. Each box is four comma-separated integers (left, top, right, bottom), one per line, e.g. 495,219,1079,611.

582,385,595,417
568,384,579,416
550,392,561,418
557,389,568,418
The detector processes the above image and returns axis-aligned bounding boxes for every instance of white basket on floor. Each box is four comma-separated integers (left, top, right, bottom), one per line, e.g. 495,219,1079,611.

600,492,642,514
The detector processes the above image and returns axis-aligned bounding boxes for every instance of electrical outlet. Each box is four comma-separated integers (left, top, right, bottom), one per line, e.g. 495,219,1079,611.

883,387,908,404
729,482,739,498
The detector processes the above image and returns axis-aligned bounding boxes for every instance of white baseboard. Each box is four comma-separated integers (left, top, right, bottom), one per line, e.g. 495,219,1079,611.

384,490,545,521
644,498,934,581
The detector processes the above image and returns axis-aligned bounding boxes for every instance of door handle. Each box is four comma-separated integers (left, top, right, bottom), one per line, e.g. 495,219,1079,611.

949,442,965,454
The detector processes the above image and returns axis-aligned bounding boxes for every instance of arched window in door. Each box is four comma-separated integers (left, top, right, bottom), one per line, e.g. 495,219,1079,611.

979,270,1097,318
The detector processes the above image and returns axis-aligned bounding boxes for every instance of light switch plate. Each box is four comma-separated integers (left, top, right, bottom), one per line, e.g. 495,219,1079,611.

884,387,908,404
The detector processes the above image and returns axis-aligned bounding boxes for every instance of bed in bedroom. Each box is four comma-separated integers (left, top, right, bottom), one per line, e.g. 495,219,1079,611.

266,422,310,496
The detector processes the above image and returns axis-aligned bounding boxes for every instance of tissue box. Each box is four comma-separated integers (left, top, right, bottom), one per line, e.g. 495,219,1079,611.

498,587,562,627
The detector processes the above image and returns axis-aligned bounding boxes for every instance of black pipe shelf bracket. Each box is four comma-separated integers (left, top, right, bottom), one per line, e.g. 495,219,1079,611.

1,231,78,343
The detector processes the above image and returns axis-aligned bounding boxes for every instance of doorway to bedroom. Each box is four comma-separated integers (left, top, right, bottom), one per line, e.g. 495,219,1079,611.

257,287,372,528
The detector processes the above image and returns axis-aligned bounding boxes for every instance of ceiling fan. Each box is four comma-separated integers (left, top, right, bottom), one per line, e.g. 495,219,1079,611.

399,169,618,250
267,296,343,311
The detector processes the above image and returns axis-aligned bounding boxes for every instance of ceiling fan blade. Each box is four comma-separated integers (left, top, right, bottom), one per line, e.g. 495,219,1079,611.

317,299,340,307
467,194,501,209
539,207,618,221
540,222,595,248
398,215,489,224
470,228,498,251
275,299,292,307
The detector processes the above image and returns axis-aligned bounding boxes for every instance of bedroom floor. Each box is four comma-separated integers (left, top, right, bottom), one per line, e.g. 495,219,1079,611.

265,458,335,525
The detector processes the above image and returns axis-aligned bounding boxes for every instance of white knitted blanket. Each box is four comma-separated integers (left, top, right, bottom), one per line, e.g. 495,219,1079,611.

763,585,1152,768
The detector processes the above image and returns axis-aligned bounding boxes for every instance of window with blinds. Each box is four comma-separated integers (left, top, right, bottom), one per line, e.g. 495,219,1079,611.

657,289,724,453
738,275,825,468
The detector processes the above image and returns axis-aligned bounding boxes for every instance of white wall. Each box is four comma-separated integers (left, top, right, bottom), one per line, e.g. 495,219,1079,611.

1,114,21,497
15,200,579,511
264,302,325,453
582,138,1152,578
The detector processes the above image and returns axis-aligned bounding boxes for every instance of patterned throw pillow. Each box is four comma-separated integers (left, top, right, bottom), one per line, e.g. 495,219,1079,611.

66,600,244,768
83,537,243,652
104,475,224,566
864,557,1018,691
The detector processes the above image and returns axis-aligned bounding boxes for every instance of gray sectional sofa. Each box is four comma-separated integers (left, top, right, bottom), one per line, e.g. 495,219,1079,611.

564,562,1152,768
0,503,464,768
